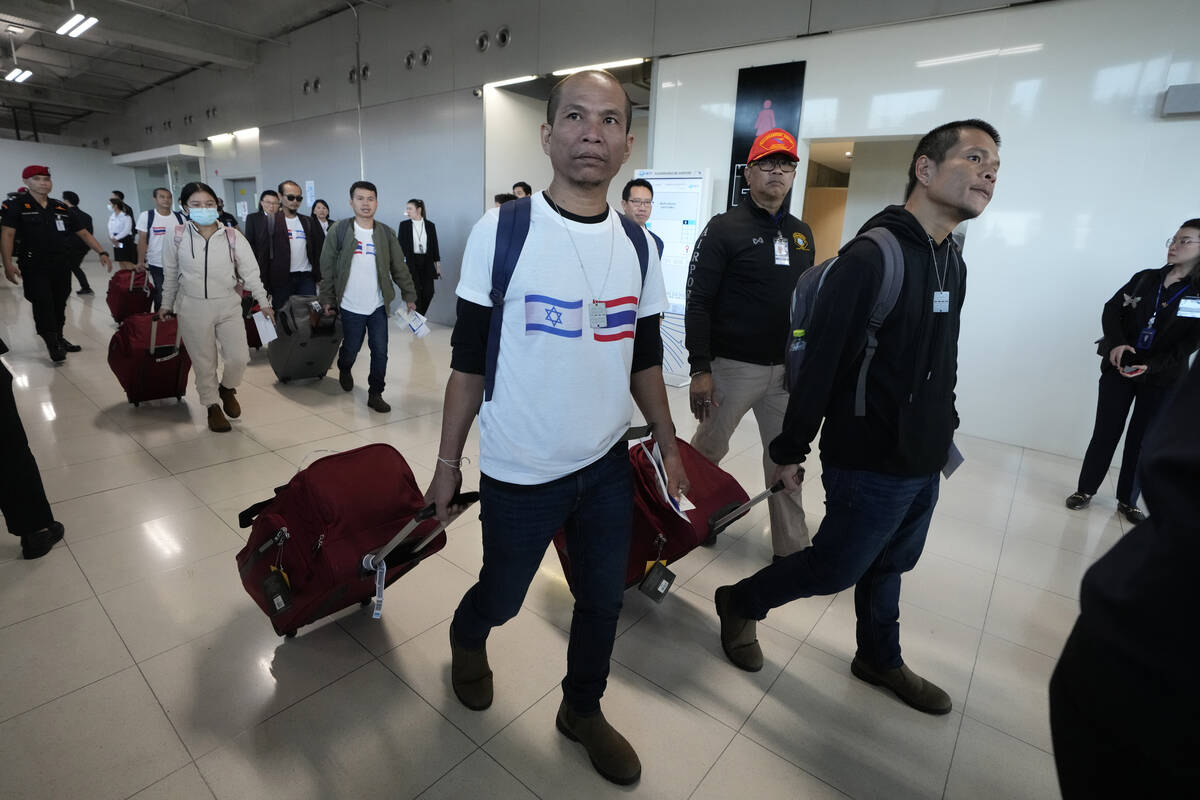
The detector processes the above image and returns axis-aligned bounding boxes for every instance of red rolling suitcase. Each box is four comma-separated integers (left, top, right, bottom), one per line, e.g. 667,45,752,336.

236,443,477,637
553,437,751,595
106,268,153,323
241,290,262,349
107,312,191,406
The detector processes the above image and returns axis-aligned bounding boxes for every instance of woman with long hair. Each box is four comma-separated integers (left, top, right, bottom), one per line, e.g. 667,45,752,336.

107,191,137,270
397,198,441,315
312,198,333,234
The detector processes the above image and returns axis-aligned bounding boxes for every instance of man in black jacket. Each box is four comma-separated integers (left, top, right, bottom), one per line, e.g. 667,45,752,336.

243,190,279,277
714,120,1001,716
686,128,816,559
61,191,93,295
264,180,323,309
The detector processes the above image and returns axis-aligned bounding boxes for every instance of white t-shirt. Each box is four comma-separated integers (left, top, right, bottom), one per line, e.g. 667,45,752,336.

136,210,178,266
285,215,311,272
340,223,384,315
411,218,427,254
456,193,668,484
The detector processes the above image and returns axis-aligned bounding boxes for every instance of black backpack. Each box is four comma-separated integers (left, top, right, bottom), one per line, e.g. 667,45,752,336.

784,227,904,417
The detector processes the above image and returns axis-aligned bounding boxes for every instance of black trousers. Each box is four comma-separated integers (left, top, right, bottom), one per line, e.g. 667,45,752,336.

66,250,90,291
20,260,71,340
0,361,54,537
407,253,436,315
1076,370,1169,505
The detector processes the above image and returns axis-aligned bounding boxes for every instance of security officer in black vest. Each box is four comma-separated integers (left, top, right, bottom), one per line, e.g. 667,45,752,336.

1,165,112,362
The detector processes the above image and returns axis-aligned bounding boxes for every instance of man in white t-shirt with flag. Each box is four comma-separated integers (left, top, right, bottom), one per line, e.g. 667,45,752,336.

135,186,183,311
424,70,688,787
318,180,416,414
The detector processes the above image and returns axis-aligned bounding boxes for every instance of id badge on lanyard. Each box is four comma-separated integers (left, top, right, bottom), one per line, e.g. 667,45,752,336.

774,235,789,266
55,218,66,232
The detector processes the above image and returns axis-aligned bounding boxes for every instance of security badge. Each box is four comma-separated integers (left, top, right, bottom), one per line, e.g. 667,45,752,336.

774,235,789,266
1179,297,1200,319
933,291,951,313
588,301,607,329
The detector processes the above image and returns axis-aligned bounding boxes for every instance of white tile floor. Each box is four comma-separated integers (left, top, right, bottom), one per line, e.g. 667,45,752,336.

2,261,1132,799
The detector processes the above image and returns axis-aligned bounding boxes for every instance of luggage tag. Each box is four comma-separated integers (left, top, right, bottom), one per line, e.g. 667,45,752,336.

774,235,789,266
1178,297,1200,319
1136,326,1156,350
588,301,608,329
638,533,675,603
932,291,951,313
263,565,293,615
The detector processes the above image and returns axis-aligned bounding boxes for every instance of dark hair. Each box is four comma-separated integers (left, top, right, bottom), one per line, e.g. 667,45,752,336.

257,190,278,211
62,190,79,205
111,189,124,200
407,198,426,218
546,70,633,133
494,193,517,205
152,187,171,199
513,181,532,196
179,181,218,207
312,199,331,218
905,119,1001,199
1180,218,1200,232
349,181,378,198
622,178,653,201
277,180,301,194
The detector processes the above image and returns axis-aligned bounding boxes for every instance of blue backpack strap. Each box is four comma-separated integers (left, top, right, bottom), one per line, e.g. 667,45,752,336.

483,196,532,401
647,229,665,259
852,227,904,417
616,213,649,284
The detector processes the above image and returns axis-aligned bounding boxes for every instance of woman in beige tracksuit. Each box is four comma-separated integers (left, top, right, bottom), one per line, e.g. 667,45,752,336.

159,181,274,432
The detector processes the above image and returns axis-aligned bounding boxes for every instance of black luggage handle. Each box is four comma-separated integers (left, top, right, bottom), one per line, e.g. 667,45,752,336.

366,491,480,570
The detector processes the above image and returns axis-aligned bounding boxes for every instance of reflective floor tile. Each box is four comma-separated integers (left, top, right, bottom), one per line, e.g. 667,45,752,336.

70,505,244,594
0,667,189,800
691,734,850,800
240,414,348,451
197,661,475,800
997,537,1091,599
1005,502,1124,559
274,431,372,466
140,610,372,758
416,750,537,800
0,547,93,629
127,764,216,800
945,716,1061,800
984,576,1079,658
148,431,267,474
382,613,568,745
930,485,1014,532
175,452,298,504
612,585,802,729
743,645,960,800
965,634,1057,752
923,513,1006,572
485,661,735,800
51,475,203,542
26,428,144,470
40,450,168,503
904,553,994,630
0,597,132,722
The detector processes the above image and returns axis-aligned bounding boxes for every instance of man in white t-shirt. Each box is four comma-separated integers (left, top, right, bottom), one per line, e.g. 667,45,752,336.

265,179,322,309
136,187,183,311
317,180,416,413
424,70,688,787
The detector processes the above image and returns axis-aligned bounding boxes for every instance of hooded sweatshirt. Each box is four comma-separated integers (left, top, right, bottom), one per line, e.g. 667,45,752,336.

769,205,965,476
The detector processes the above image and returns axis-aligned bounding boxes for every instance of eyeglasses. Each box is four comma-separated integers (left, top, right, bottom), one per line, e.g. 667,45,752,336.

283,194,303,202
1166,237,1200,247
751,159,797,173
626,199,653,207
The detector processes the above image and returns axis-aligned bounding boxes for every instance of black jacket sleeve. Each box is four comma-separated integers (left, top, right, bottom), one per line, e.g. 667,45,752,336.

1100,272,1144,349
396,220,413,261
683,219,727,373
428,221,441,263
768,243,881,465
450,298,490,374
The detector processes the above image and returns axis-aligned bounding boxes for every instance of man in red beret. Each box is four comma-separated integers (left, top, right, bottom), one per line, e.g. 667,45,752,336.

1,165,112,362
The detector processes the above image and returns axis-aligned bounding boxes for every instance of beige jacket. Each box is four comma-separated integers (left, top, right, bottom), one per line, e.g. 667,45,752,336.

161,222,270,312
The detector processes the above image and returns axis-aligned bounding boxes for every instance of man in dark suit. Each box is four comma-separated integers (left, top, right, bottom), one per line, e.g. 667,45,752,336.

265,180,323,309
61,190,94,295
243,190,279,278
397,197,441,315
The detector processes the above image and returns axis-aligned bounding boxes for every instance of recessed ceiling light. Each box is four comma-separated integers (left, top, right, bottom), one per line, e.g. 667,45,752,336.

6,26,25,35
844,151,852,157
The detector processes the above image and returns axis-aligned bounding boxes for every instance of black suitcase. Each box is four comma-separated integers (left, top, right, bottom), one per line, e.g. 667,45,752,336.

268,295,343,383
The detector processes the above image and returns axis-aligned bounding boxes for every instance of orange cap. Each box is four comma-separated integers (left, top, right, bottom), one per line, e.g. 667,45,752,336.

746,129,798,163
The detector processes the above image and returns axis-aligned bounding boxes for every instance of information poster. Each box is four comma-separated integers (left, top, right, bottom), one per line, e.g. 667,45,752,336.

727,61,806,209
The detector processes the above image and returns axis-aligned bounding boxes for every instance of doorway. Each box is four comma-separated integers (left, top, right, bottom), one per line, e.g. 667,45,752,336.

226,178,257,225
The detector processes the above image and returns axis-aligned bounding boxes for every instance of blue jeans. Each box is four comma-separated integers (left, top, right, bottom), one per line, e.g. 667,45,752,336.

453,442,632,713
732,465,939,670
270,271,317,310
146,264,164,311
337,306,388,394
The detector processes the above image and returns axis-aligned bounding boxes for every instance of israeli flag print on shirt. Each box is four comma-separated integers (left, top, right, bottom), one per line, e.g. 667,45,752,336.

593,296,638,342
288,228,306,241
525,294,583,338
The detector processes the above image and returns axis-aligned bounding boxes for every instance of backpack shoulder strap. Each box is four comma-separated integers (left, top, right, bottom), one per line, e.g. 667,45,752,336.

173,211,185,225
483,197,532,402
143,209,152,231
616,213,649,285
335,218,352,253
851,227,905,417
647,228,665,259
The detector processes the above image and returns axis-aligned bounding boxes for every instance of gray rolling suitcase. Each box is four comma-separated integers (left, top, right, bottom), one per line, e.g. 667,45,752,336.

268,295,344,383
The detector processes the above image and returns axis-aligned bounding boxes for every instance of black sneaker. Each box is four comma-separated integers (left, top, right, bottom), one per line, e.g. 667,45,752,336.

1064,491,1091,510
76,287,94,296
22,521,65,559
1118,502,1146,525
367,392,391,413
60,337,82,353
339,369,354,392
47,341,67,363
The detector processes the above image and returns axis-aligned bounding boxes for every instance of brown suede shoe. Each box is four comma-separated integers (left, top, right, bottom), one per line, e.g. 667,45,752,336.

715,585,763,672
556,700,641,786
850,657,952,715
207,404,232,432
218,385,241,418
449,623,493,710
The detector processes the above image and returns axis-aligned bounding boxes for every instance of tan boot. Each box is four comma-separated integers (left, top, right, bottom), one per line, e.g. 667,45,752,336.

449,623,493,710
218,384,241,418
715,586,763,671
556,700,641,786
851,657,952,715
207,404,232,432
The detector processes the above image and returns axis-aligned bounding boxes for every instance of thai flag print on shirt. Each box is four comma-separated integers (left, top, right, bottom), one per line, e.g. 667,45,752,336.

354,239,376,257
288,228,306,241
593,296,638,342
151,226,166,237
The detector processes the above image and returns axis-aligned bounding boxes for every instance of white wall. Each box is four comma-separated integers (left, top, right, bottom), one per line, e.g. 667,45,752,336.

205,129,263,192
839,139,915,243
0,139,137,231
651,0,1200,458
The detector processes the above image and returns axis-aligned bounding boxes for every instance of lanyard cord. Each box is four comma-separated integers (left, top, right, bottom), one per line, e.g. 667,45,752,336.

543,193,616,301
926,237,949,292
1149,279,1191,326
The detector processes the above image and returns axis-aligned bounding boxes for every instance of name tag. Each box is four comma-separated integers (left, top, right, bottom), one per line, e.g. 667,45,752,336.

55,219,66,232
774,236,789,266
1179,297,1200,319
932,291,950,313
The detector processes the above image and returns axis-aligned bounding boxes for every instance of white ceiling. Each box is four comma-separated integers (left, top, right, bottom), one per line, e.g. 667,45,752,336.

808,140,854,172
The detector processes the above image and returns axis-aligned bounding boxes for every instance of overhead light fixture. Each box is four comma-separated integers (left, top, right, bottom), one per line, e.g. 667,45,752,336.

68,17,99,38
14,69,31,83
56,14,85,35
207,133,234,143
4,33,31,82
4,67,21,81
844,151,852,157
6,26,25,35
483,75,538,89
916,44,1043,68
551,57,646,76
56,1,100,38
232,127,259,138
